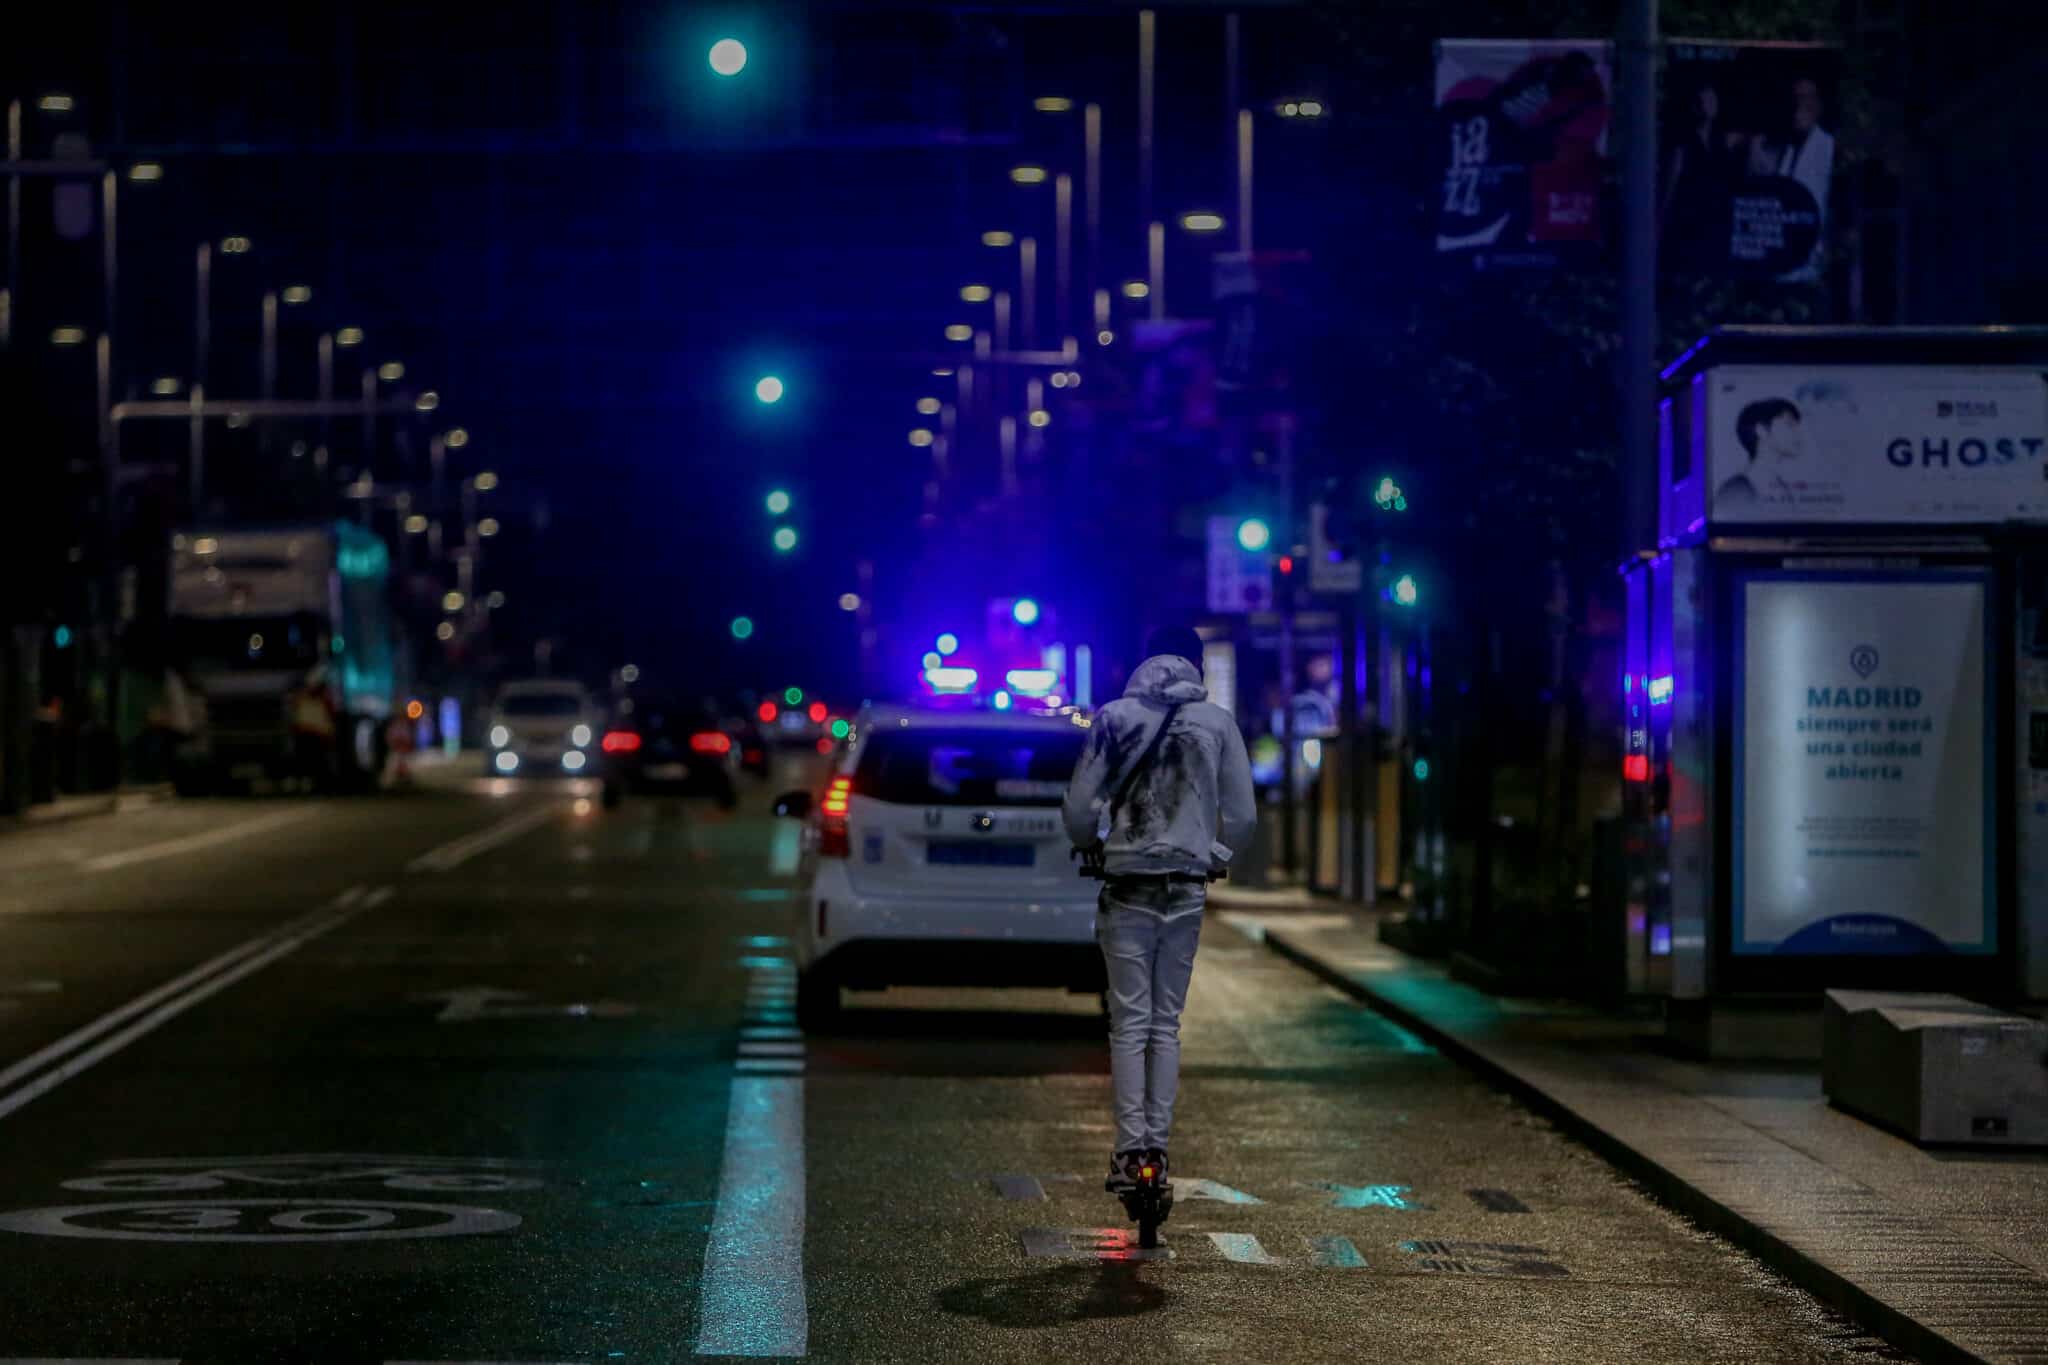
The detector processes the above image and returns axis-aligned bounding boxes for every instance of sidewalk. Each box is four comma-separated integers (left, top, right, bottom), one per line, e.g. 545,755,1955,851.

1213,894,2048,1365
4,784,167,830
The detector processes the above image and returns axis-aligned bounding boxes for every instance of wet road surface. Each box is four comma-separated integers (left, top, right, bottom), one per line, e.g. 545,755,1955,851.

0,770,1909,1362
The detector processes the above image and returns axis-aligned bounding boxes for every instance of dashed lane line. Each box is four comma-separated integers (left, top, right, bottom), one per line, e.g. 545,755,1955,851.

79,807,320,873
0,888,383,1124
0,888,364,1102
407,801,564,873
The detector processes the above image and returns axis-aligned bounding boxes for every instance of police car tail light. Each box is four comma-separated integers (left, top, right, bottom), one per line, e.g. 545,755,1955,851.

819,776,853,857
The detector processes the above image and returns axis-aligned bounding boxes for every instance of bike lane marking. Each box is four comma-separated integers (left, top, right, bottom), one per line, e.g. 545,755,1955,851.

0,889,379,1123
694,947,806,1358
80,807,320,873
0,887,365,1107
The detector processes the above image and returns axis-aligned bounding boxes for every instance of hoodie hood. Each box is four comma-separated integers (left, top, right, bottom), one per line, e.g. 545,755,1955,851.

1124,654,1208,707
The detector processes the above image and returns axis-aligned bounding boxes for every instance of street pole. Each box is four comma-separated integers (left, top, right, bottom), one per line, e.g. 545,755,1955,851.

317,332,334,502
1147,222,1165,321
1019,236,1037,350
1137,10,1156,236
191,243,209,512
259,290,278,456
3,100,19,350
1053,173,1072,341
1620,0,1659,554
1083,104,1102,313
1277,413,1297,877
1237,110,1254,259
360,368,376,475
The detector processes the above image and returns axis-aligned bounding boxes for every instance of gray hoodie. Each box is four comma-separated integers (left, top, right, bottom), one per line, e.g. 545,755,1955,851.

1062,654,1258,880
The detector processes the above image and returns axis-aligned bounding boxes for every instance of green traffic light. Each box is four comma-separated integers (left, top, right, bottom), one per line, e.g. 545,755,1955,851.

830,718,850,739
784,687,804,706
730,616,754,640
1413,757,1431,781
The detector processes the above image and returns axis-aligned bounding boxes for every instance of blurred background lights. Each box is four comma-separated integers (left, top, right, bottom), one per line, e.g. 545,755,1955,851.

838,593,861,612
915,397,941,415
944,324,973,342
766,489,791,515
1011,598,1040,625
980,230,1014,248
935,633,959,656
754,374,784,404
773,526,798,552
730,616,755,640
908,428,934,447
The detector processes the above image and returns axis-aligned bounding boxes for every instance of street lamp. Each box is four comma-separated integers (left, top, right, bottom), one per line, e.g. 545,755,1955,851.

959,284,992,303
943,324,973,342
708,38,748,76
1178,211,1226,234
335,327,363,347
765,488,791,515
981,230,1014,248
772,527,798,552
1236,517,1272,552
1009,165,1048,186
915,397,940,415
754,374,785,404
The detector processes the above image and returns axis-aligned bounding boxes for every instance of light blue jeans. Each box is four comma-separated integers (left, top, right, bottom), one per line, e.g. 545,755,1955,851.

1098,882,1205,1153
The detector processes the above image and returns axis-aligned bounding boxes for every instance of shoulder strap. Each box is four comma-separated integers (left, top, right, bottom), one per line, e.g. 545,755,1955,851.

1106,703,1182,829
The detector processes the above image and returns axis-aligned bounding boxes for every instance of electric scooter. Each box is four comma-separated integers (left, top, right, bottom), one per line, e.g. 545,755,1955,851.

1121,1153,1172,1249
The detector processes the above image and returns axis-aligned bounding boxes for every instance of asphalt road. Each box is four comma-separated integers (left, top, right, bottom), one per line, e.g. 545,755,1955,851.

0,765,1910,1363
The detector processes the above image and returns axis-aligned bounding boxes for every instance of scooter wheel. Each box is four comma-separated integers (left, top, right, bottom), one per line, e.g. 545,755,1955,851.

1137,1213,1160,1249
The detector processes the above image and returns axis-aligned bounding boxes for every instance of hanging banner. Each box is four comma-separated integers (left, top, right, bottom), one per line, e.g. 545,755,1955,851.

1434,39,1612,265
1734,571,1996,956
1661,42,1842,282
1705,365,2048,524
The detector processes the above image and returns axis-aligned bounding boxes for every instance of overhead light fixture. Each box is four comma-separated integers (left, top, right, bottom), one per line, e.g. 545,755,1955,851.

1178,211,1226,233
1032,96,1074,113
981,230,1014,248
1009,165,1048,186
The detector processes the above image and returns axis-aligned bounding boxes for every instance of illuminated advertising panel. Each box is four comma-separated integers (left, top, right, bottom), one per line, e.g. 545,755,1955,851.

1734,570,1996,955
1707,366,2048,524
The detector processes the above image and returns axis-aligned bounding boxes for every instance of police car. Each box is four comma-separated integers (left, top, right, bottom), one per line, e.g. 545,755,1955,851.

774,704,1101,1027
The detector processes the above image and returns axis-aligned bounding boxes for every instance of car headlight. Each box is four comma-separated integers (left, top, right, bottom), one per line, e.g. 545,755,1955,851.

571,724,592,748
494,750,519,772
562,750,587,771
489,725,510,748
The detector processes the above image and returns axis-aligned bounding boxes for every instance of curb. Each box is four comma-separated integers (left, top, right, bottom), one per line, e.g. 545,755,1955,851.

5,785,167,833
1260,926,1991,1365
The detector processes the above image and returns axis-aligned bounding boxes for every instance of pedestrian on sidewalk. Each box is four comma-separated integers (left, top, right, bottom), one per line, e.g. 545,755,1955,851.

1062,624,1257,1196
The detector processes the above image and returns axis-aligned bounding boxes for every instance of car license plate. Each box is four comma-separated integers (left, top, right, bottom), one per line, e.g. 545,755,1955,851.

927,841,1035,868
647,763,688,780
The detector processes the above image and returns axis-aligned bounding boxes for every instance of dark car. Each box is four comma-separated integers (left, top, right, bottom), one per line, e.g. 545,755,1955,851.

600,699,739,808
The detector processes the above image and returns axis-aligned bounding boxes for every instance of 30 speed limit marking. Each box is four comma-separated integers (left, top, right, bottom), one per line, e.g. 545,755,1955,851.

0,1199,520,1243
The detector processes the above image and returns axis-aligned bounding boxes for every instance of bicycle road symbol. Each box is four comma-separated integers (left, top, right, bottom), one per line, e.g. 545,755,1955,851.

0,1199,521,1242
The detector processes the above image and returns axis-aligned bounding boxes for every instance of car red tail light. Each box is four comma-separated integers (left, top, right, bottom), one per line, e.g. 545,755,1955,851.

601,731,642,753
818,776,853,857
690,731,733,755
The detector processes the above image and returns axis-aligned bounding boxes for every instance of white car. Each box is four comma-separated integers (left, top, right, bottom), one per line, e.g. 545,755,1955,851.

485,679,600,778
777,704,1102,1027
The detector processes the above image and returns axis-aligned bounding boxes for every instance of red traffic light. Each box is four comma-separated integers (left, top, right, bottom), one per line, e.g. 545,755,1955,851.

757,701,779,723
1277,555,1295,576
807,701,828,724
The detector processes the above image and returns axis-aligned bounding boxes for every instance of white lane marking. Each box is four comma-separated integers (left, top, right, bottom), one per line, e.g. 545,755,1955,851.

766,823,800,876
415,986,638,1022
1206,1231,1285,1265
740,1027,802,1042
737,1042,806,1057
0,890,362,1099
0,903,367,1123
695,1074,807,1356
407,802,563,873
363,885,396,908
734,1059,804,1074
80,807,319,873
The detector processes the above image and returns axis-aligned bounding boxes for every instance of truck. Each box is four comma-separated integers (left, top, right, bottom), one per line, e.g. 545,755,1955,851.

166,522,399,794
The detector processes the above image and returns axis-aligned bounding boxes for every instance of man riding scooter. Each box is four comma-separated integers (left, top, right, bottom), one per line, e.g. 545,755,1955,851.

1063,625,1257,1233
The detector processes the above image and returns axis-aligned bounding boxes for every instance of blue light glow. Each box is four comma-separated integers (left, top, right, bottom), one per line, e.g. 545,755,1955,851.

935,633,960,656
1647,675,1674,705
1011,597,1041,626
1005,668,1057,696
991,690,1012,710
1236,517,1272,553
708,38,748,77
